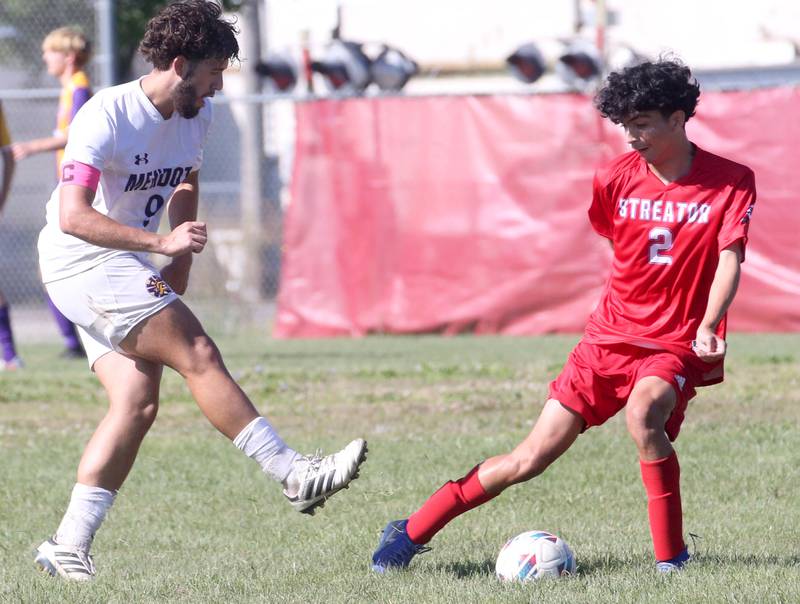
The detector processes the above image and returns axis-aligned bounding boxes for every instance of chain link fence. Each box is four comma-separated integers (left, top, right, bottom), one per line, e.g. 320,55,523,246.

0,0,286,339
0,0,98,86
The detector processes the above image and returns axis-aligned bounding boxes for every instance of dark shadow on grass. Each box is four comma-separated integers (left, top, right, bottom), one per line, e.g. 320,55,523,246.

433,555,643,579
434,558,496,579
572,554,643,576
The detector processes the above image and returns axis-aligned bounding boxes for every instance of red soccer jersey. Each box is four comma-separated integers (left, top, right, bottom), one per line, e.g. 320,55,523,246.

583,145,756,385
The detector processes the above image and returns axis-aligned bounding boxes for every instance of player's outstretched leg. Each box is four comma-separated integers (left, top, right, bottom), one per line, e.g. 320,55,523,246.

284,438,368,514
626,376,690,572
372,400,583,572
371,519,431,573
122,300,368,514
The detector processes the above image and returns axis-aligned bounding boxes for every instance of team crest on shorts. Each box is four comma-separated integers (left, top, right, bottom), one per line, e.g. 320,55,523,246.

146,275,172,298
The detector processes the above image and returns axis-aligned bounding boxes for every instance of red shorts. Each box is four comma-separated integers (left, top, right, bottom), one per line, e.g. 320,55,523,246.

548,340,700,441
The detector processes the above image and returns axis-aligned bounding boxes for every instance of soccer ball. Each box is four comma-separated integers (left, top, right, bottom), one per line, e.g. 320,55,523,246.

495,530,576,582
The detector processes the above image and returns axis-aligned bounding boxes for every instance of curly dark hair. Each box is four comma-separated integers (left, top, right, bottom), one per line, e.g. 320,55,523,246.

139,0,239,70
594,59,700,124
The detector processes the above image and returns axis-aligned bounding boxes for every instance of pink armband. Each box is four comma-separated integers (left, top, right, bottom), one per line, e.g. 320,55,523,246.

60,160,101,192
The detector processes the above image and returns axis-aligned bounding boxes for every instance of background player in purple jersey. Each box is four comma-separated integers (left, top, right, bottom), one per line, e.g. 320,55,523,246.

11,26,92,358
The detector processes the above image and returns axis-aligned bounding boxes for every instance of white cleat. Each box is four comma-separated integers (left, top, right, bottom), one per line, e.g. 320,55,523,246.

34,538,96,582
285,438,368,515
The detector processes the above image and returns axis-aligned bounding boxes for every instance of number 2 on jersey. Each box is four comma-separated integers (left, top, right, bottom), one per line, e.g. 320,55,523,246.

648,227,673,265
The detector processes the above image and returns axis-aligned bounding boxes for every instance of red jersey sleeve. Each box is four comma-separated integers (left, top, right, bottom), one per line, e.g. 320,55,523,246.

588,171,614,240
718,168,756,260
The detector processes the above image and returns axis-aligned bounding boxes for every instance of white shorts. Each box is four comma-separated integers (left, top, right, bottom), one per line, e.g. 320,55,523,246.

45,253,179,368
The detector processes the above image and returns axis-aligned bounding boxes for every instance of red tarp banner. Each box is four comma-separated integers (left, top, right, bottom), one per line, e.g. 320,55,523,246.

275,89,800,337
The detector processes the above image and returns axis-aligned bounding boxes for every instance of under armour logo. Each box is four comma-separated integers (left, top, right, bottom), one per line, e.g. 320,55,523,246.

674,374,686,390
134,153,149,165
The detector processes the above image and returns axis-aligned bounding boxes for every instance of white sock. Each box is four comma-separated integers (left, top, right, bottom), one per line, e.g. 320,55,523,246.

233,416,299,483
55,483,117,551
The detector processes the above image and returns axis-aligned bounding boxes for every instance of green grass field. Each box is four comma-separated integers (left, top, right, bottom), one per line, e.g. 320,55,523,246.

1,333,799,603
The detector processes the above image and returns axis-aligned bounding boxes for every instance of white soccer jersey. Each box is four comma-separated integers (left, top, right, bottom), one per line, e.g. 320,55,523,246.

38,78,212,283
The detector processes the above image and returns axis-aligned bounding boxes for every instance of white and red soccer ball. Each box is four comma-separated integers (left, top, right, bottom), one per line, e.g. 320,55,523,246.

495,530,576,582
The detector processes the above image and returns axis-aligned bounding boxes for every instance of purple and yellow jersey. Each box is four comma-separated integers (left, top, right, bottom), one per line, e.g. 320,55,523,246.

0,102,11,147
55,70,92,172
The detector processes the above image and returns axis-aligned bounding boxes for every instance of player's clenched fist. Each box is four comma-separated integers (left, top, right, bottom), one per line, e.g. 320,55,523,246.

159,221,207,256
692,326,727,362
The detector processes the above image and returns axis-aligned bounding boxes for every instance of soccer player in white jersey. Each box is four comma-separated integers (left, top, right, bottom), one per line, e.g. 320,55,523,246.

33,0,367,581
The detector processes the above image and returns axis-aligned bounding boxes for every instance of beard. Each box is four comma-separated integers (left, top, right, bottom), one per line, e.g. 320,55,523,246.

173,79,202,119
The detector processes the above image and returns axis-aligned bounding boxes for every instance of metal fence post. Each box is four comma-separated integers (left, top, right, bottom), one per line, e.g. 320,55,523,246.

94,0,117,87
238,0,266,303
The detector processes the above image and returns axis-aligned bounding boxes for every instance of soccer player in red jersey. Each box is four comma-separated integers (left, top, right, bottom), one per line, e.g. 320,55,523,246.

372,59,756,573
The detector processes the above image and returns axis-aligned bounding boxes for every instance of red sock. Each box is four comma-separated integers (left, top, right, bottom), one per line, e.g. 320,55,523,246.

639,451,685,561
406,465,496,544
